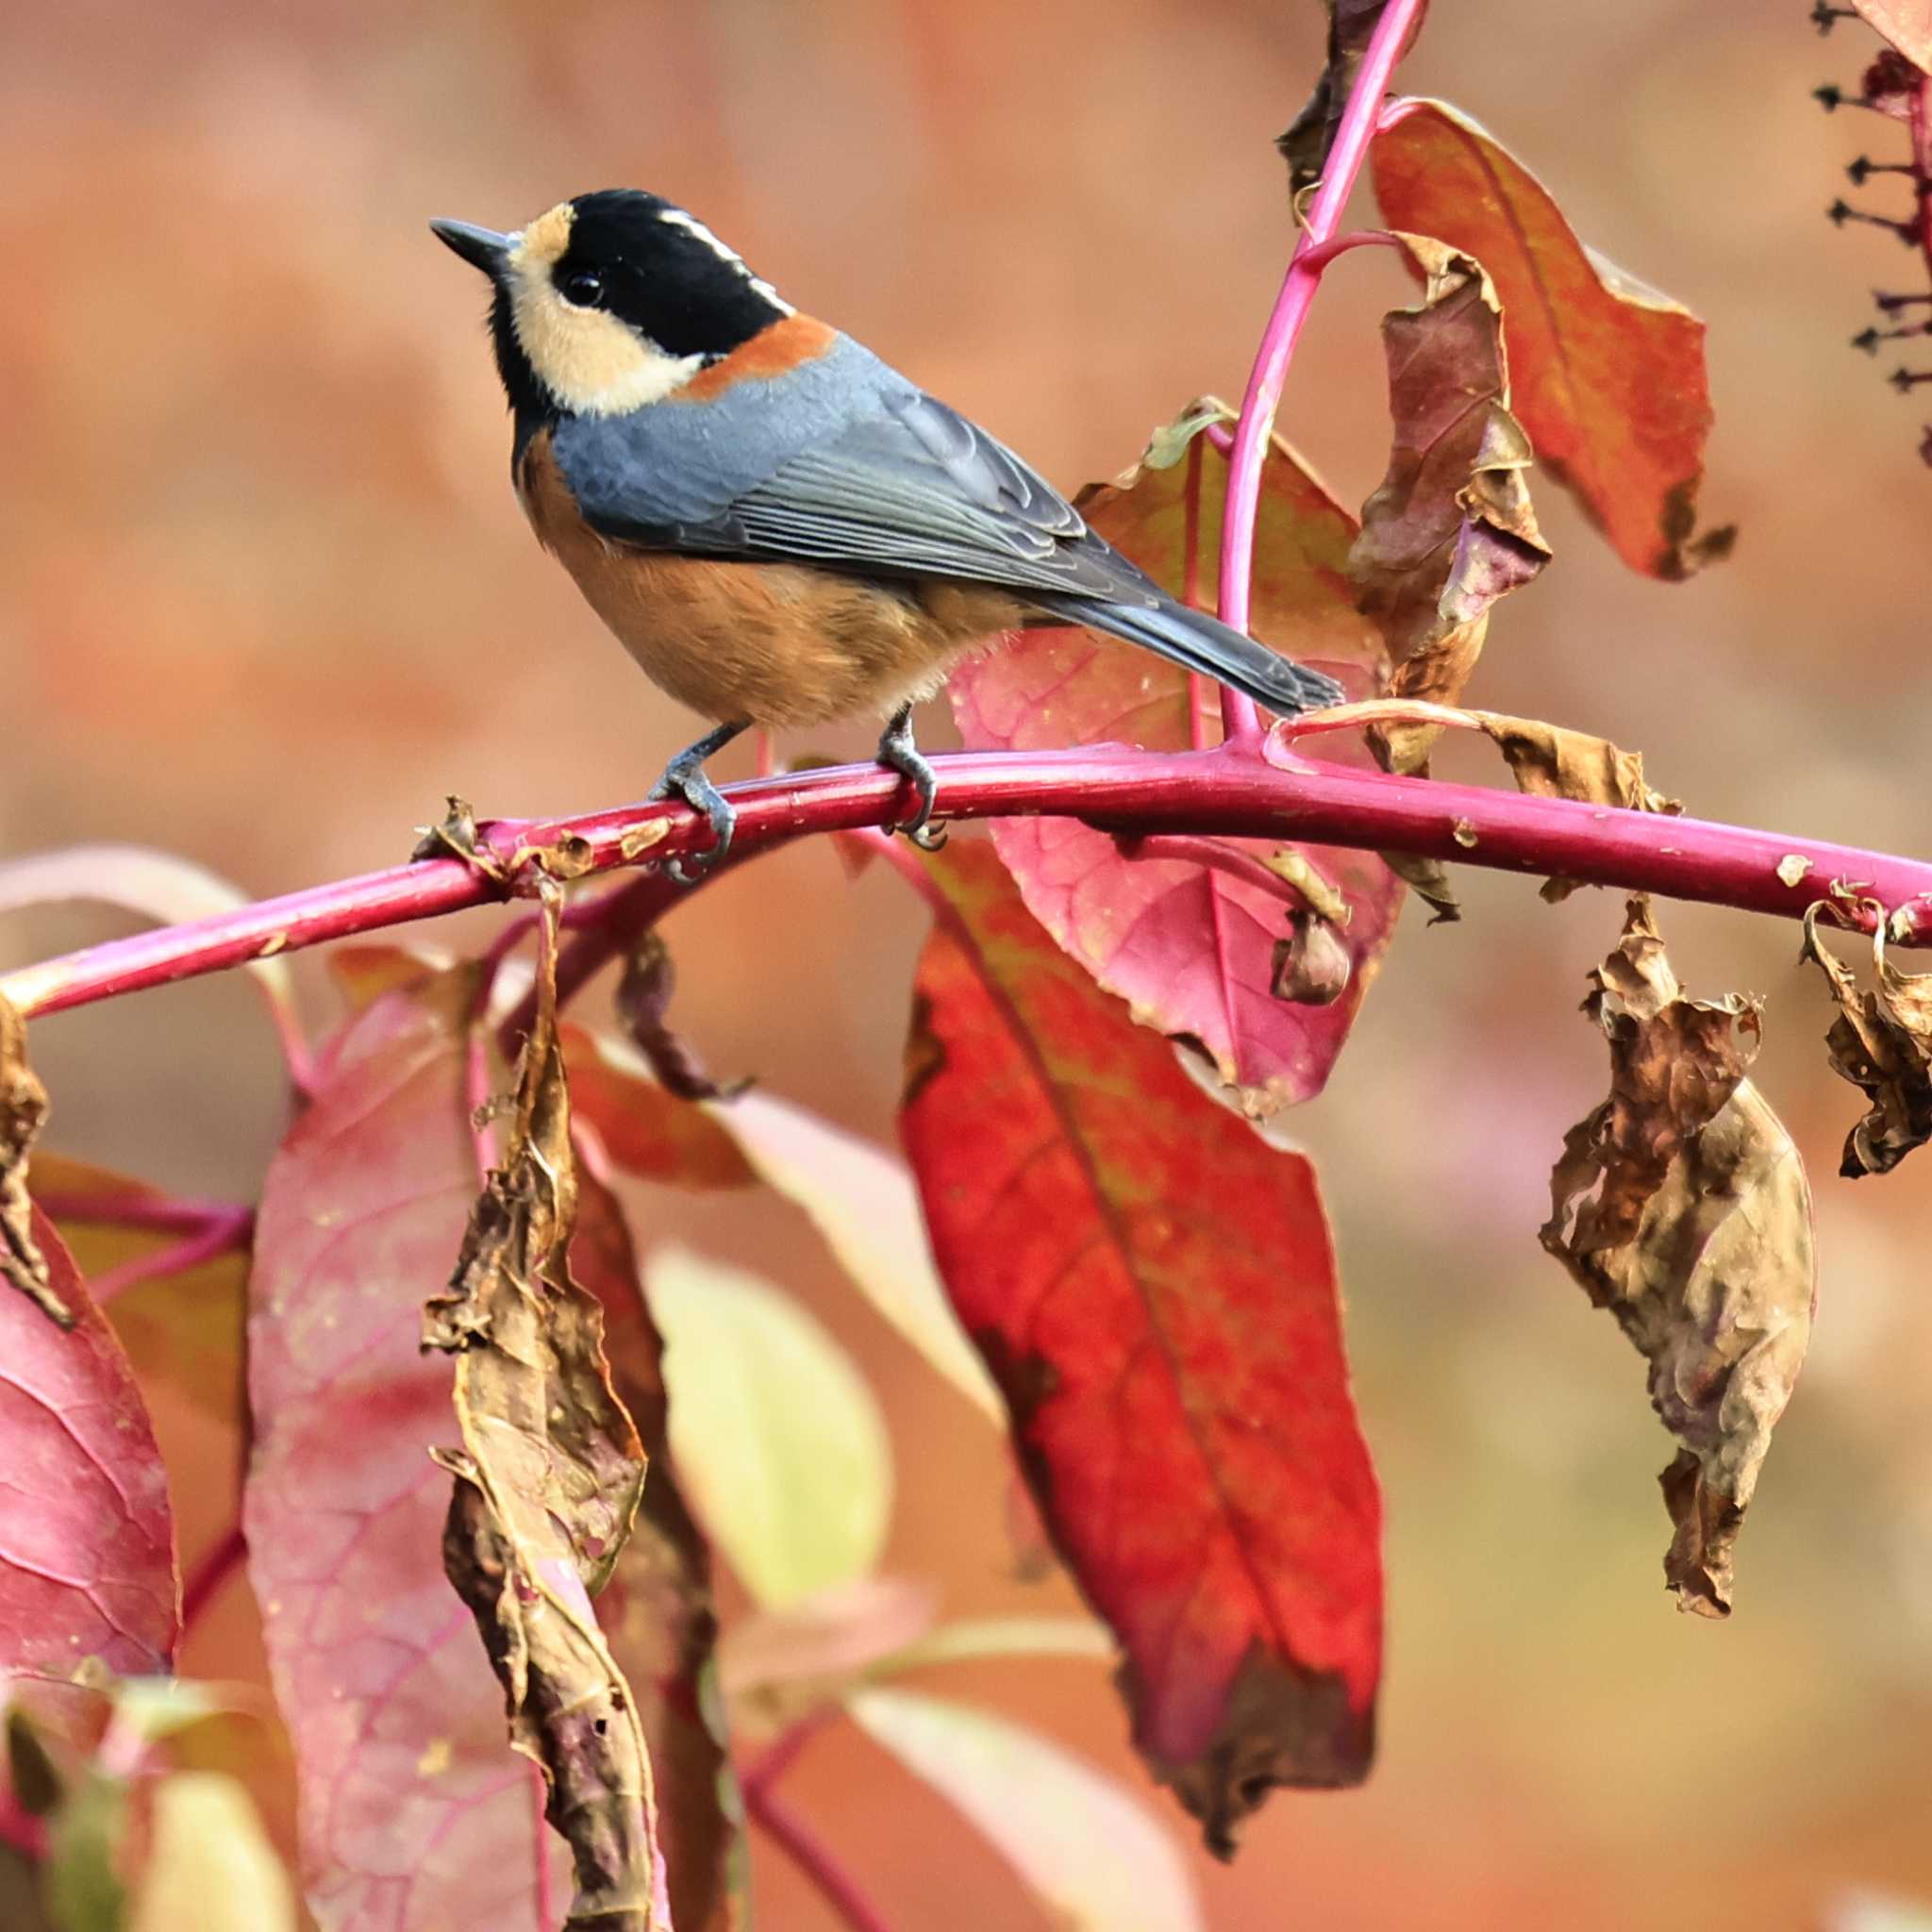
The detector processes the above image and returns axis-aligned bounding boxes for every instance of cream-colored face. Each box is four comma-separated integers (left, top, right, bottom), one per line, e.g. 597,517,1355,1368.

504,202,704,416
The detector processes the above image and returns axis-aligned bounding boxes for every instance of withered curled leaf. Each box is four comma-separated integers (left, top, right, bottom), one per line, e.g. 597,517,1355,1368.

0,995,66,1325
1801,906,1932,1176
616,933,747,1104
1276,1,1431,196
1272,912,1353,1007
1541,899,1814,1617
424,888,669,1929
1482,715,1680,903
1300,701,1674,921
1352,236,1551,778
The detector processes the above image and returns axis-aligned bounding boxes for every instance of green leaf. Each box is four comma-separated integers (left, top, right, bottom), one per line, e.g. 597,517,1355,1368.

872,1616,1115,1676
648,1246,891,1607
849,1690,1202,1932
722,1091,1004,1421
43,1769,126,1932
129,1774,297,1932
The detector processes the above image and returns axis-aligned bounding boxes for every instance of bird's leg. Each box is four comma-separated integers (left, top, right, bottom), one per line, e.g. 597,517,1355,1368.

875,703,947,850
648,719,750,885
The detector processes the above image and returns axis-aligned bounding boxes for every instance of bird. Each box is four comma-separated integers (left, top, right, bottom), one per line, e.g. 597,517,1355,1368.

431,190,1343,878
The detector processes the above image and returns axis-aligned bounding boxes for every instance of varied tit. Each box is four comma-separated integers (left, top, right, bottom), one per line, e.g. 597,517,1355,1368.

431,190,1343,878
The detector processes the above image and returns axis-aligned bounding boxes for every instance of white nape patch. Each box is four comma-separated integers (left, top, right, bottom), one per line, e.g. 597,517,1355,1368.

505,213,703,415
659,206,795,316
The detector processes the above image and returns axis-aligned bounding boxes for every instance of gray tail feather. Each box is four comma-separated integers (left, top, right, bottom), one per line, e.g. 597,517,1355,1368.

1037,594,1345,716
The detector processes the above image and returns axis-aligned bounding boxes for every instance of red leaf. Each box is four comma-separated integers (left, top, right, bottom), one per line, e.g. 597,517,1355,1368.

244,965,565,1928
1371,99,1734,581
948,409,1401,1116
0,1208,177,1676
898,842,1381,1855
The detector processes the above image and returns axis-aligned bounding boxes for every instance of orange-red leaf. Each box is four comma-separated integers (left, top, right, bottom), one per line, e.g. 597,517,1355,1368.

948,407,1400,1117
1,1209,177,1675
1371,99,1733,580
898,842,1381,1855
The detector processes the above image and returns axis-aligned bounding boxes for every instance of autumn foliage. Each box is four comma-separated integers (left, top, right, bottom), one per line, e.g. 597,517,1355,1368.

5,4,1932,1929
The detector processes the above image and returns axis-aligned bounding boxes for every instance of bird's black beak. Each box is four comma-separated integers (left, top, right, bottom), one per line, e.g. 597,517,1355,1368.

430,218,512,277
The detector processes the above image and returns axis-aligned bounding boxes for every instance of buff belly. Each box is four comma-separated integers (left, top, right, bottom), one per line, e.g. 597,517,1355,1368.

517,435,1024,730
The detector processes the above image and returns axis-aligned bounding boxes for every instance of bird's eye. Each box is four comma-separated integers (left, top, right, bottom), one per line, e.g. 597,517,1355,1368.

558,269,605,308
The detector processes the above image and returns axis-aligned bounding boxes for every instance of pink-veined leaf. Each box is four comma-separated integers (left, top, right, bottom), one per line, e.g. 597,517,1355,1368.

249,965,737,1931
0,846,307,1075
0,1208,177,1676
948,402,1400,1118
245,965,569,1929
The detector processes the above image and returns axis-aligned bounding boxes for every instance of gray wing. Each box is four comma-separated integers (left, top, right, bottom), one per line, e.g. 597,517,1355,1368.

553,333,1149,603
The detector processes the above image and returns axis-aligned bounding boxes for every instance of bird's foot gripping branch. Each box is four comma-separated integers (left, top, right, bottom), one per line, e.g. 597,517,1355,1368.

6,5,1932,1930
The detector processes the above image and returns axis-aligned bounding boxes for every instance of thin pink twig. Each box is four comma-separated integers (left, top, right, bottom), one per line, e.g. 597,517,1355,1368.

747,1782,894,1932
1114,833,1314,909
26,1190,252,1236
741,1711,833,1803
8,742,1932,1031
1217,0,1427,744
180,1523,245,1633
91,1206,254,1306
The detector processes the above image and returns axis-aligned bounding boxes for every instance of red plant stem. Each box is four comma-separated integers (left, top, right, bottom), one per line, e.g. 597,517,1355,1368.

741,1710,833,1803
26,1189,252,1235
1113,833,1309,908
8,743,1932,1027
180,1522,246,1633
0,1781,47,1862
746,1782,894,1932
91,1206,254,1306
1217,0,1426,745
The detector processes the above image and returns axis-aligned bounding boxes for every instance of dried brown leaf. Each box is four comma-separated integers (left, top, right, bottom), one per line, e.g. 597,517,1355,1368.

1802,907,1932,1176
1276,2,1431,195
1284,702,1680,916
424,890,669,1929
1352,236,1551,776
1482,715,1680,903
1541,899,1814,1616
1271,913,1353,1007
0,995,65,1325
615,933,747,1104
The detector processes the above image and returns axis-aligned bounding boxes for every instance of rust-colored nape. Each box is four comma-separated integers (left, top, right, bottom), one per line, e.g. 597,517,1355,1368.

675,312,838,402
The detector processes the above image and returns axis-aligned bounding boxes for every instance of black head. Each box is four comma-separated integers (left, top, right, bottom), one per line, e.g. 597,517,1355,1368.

430,191,790,426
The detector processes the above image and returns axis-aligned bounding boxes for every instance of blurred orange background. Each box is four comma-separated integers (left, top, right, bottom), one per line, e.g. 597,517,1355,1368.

5,0,1932,1925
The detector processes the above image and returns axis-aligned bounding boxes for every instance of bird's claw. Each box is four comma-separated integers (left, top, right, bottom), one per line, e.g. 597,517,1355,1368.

647,721,747,886
876,705,947,850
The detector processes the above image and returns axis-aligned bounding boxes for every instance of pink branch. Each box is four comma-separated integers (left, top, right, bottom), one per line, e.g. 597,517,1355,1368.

92,1205,254,1306
6,744,1932,1027
747,1782,894,1932
1113,833,1310,909
180,1522,246,1633
26,1190,252,1235
1217,0,1425,743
